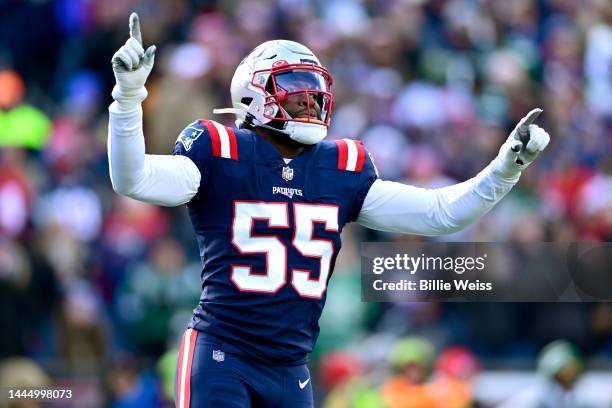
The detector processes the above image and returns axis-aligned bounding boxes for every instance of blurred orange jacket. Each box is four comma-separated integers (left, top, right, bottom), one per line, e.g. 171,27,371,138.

381,377,436,408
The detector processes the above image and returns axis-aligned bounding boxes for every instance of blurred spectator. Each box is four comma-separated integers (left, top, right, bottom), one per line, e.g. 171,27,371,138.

0,149,32,238
156,347,179,407
0,237,61,358
0,357,50,408
320,350,385,408
499,340,590,408
0,70,51,149
430,346,480,408
115,237,201,357
107,354,161,408
577,160,612,240
583,2,612,118
57,278,109,370
381,337,437,408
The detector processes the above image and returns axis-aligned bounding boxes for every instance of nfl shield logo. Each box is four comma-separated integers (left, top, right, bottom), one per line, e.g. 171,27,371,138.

282,166,294,181
212,350,225,362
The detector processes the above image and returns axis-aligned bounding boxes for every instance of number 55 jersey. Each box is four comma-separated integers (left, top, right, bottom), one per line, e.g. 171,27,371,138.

173,119,377,365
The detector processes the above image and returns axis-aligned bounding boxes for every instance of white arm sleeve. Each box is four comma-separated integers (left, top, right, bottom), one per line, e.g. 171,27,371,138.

357,162,519,235
107,101,201,207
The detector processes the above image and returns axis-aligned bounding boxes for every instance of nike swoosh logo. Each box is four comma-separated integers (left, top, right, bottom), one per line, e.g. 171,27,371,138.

298,378,310,389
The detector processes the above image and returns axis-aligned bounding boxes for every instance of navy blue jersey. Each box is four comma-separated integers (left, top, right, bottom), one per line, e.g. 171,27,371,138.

172,119,377,364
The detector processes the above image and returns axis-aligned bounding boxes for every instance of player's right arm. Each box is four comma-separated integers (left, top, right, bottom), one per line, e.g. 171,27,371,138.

108,13,201,207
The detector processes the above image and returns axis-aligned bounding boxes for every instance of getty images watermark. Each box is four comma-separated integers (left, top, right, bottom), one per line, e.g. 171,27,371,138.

371,252,491,292
361,242,612,302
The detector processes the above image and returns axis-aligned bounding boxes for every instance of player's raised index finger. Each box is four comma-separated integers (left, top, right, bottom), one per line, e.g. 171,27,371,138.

129,12,142,45
518,108,543,132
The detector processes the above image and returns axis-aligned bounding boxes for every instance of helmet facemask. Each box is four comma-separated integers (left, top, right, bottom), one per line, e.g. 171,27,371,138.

253,63,334,144
259,64,333,126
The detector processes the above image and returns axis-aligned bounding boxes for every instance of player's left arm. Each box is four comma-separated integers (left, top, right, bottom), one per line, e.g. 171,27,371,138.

356,109,550,235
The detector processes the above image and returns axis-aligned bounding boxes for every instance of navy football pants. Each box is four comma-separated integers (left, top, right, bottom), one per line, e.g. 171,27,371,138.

175,329,314,408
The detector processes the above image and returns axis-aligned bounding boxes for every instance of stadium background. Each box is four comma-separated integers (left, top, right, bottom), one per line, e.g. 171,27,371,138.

0,0,611,406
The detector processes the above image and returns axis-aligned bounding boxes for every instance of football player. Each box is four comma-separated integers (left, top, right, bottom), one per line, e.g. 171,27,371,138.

108,13,550,408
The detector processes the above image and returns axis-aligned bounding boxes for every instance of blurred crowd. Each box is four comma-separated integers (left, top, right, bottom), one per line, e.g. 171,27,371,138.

317,337,600,408
1,0,611,406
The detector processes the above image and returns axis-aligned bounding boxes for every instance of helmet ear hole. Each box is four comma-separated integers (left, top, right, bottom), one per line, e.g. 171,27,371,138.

265,79,275,94
240,97,253,106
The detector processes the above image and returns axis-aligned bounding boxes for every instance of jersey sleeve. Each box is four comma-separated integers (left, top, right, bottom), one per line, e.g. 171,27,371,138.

172,119,241,201
346,143,379,223
172,119,214,196
356,160,519,235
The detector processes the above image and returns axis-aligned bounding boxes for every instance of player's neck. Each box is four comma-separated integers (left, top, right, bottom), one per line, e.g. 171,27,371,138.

255,127,306,159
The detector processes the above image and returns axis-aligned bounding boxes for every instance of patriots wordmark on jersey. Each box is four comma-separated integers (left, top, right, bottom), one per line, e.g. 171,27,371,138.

173,118,377,364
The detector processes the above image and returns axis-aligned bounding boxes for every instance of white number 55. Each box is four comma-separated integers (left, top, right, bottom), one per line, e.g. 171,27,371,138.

231,201,339,299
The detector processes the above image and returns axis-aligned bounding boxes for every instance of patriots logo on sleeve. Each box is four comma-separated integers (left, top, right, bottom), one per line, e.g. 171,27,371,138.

178,124,204,151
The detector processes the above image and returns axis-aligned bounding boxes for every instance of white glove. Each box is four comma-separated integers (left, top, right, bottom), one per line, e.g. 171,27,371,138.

493,108,551,179
111,13,156,110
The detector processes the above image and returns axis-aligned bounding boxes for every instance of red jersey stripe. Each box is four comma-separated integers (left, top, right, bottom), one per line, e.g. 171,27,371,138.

336,139,348,170
183,329,198,408
201,120,222,157
355,140,366,172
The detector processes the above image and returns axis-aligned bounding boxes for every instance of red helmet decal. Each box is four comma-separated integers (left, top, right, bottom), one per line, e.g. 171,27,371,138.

272,60,289,67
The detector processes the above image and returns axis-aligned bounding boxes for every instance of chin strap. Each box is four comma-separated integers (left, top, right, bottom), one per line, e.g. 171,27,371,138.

284,121,327,145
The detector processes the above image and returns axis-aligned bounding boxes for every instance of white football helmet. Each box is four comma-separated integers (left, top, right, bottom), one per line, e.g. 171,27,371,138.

214,40,334,145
